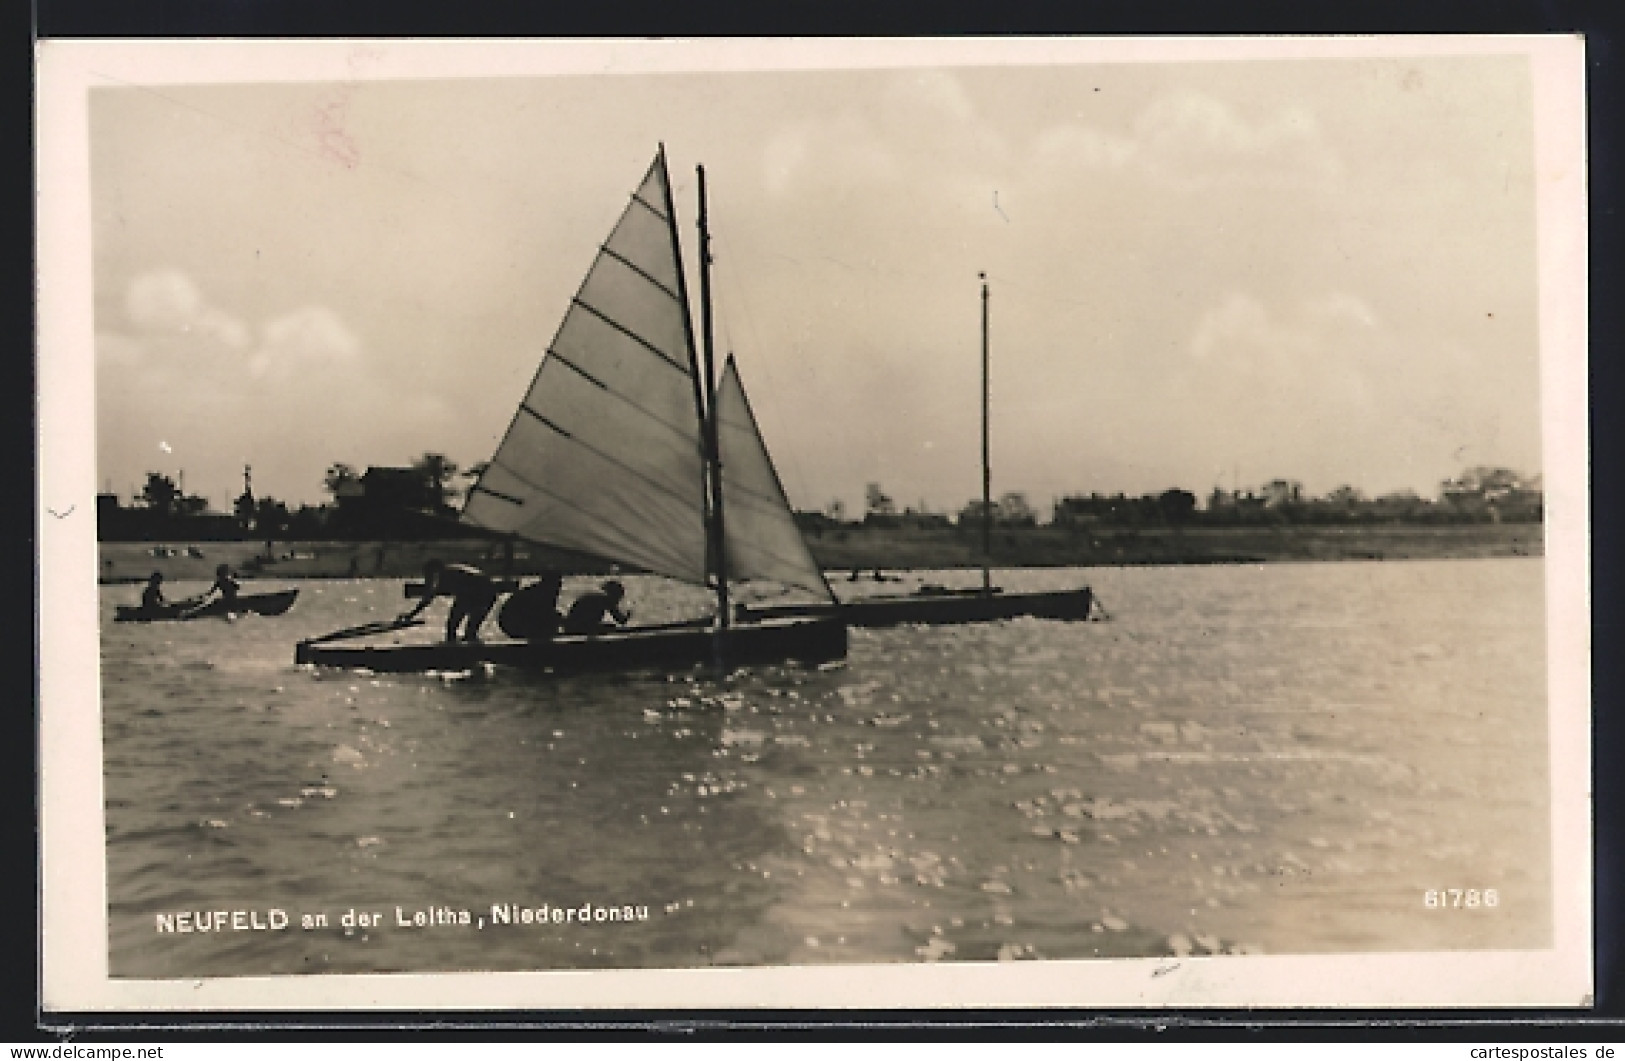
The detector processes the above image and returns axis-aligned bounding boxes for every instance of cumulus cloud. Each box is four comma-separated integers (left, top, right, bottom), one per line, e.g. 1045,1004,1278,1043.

1189,291,1379,379
126,269,202,329
1191,293,1283,363
248,306,363,380
761,115,906,198
1135,93,1338,187
1035,92,1342,191
98,277,463,504
759,70,1007,202
1180,292,1385,460
124,269,251,349
1157,289,1496,494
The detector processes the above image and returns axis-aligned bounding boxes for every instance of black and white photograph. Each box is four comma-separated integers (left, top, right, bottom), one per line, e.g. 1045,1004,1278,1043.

37,37,1590,1010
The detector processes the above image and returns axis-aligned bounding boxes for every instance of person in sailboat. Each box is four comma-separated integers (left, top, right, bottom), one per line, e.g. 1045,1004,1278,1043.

497,570,565,641
561,580,632,636
399,558,502,643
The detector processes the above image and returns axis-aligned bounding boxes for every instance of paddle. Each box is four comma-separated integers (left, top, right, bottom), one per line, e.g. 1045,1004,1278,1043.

172,592,216,620
302,616,427,646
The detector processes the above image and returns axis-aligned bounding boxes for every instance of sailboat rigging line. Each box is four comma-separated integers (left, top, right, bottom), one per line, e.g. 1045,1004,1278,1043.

475,458,692,576
599,244,681,304
470,483,525,507
548,351,610,391
569,298,691,376
519,404,573,438
517,403,706,513
547,352,695,442
630,193,666,223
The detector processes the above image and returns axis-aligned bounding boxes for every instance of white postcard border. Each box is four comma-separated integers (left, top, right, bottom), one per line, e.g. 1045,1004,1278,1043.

37,34,1592,1012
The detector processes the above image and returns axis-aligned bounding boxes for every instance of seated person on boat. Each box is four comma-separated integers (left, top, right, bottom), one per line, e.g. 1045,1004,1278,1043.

139,571,166,613
399,559,502,643
497,572,565,641
560,580,631,636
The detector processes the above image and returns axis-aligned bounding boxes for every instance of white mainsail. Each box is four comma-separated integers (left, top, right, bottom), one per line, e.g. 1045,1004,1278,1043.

462,152,711,585
715,356,835,600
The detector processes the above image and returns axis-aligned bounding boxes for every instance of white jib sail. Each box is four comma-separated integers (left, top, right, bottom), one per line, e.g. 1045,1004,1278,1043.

462,153,710,585
715,356,835,600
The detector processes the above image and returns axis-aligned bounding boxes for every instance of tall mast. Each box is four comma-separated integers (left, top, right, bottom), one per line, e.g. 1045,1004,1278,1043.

655,145,720,616
980,272,992,594
697,164,730,628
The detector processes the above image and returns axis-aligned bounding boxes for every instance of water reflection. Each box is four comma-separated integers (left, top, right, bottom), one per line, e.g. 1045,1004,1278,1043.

100,560,1551,976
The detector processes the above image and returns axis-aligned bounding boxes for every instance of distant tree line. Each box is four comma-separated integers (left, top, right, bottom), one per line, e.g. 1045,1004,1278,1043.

98,453,485,542
794,466,1542,535
98,458,1543,544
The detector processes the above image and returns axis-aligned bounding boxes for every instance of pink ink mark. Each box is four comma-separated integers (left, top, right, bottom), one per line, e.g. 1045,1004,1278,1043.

312,86,361,170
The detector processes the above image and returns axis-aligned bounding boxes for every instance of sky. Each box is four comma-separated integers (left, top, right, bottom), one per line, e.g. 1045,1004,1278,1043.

88,49,1544,516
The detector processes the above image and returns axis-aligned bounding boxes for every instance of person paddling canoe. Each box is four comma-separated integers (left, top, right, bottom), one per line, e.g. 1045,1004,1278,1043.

399,559,501,643
203,564,242,607
140,571,166,611
178,564,241,618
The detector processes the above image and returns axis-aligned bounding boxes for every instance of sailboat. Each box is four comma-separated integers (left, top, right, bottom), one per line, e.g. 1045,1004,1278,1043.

739,274,1096,627
296,148,846,674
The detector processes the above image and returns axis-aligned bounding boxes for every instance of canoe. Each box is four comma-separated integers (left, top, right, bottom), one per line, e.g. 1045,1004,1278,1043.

738,586,1095,628
294,614,847,675
114,588,300,622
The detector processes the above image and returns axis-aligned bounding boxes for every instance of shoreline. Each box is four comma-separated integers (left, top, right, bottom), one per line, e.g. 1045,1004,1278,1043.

96,523,1543,585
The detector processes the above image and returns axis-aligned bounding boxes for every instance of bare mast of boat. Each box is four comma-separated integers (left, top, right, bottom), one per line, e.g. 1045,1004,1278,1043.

980,272,993,594
651,144,726,630
696,163,730,628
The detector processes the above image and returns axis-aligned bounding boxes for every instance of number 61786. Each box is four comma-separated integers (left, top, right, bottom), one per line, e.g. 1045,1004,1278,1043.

1424,888,1498,908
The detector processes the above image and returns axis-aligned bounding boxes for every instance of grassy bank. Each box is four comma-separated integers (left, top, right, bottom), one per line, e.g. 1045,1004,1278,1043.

98,522,1542,586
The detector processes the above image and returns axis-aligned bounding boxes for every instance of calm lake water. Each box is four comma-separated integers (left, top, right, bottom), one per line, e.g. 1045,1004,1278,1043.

98,559,1551,977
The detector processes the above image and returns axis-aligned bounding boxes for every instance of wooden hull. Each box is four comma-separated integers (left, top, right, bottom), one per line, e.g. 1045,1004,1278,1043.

295,615,847,674
740,586,1094,628
114,589,300,623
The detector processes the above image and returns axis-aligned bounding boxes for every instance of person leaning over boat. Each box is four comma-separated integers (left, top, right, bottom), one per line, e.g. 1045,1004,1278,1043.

497,571,565,640
560,580,632,636
400,559,502,643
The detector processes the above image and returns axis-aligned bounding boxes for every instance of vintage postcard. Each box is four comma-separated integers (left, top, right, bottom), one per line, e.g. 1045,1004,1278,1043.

38,36,1590,1011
